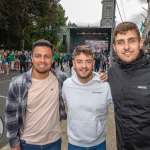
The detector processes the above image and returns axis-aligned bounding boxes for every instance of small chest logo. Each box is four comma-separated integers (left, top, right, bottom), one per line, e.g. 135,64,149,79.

138,86,147,89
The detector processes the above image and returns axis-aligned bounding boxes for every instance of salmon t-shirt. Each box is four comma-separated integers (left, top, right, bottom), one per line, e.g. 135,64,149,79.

21,72,61,145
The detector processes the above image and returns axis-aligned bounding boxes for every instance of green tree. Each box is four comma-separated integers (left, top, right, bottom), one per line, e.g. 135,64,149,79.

0,0,67,49
68,21,78,27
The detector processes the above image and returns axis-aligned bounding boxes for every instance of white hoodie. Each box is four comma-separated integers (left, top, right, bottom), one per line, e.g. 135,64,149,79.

62,69,112,147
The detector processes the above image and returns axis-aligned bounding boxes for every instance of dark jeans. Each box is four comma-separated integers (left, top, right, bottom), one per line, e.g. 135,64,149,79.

20,138,61,150
94,65,100,72
20,62,26,73
60,61,64,71
68,141,106,150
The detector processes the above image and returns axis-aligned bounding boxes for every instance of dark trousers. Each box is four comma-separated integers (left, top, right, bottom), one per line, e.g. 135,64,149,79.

20,62,26,73
60,61,64,71
95,65,100,72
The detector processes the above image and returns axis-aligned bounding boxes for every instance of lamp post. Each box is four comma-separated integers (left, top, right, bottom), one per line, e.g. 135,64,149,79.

109,0,116,67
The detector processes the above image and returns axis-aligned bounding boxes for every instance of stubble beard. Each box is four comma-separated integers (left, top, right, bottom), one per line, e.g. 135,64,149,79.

76,68,93,80
33,66,50,74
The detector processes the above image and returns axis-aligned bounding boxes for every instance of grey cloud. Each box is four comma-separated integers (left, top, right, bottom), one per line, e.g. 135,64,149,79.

138,0,147,3
126,0,147,4
130,15,141,25
129,10,146,27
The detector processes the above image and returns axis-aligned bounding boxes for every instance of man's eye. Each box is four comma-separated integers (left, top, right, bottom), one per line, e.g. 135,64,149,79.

116,41,124,45
76,61,82,64
129,39,136,44
35,55,40,58
86,60,92,63
45,55,51,59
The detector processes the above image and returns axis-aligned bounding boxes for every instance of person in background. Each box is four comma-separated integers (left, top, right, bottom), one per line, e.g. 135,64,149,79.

94,54,101,72
14,50,20,71
62,45,112,150
10,50,15,71
59,52,64,71
5,39,67,150
54,52,60,67
1,50,5,73
108,21,150,150
5,53,10,75
68,54,73,71
0,50,2,73
25,50,31,70
101,54,107,72
19,50,26,73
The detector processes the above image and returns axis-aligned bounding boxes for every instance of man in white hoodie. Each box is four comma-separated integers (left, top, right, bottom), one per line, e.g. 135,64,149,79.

62,45,112,150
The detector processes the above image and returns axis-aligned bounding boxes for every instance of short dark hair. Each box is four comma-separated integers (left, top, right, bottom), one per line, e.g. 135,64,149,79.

72,45,93,59
113,22,141,43
32,39,54,55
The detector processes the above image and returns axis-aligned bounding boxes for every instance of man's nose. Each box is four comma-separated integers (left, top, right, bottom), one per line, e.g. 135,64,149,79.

82,61,87,67
124,41,130,50
41,56,45,62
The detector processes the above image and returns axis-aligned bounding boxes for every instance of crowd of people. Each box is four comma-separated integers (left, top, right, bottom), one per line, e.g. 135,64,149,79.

4,21,150,150
52,51,110,73
94,53,110,72
0,47,110,77
0,49,32,74
52,52,73,71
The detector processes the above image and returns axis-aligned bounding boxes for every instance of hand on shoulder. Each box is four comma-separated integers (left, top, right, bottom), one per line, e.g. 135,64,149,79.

99,71,108,82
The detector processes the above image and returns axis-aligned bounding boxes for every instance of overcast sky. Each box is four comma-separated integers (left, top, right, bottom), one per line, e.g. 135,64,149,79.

60,0,148,28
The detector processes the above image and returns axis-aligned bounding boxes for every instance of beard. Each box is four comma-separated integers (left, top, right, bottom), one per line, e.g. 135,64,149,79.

33,66,50,74
75,68,93,80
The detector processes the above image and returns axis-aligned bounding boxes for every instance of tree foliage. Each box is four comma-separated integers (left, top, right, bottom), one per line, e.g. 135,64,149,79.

0,0,67,49
68,21,78,27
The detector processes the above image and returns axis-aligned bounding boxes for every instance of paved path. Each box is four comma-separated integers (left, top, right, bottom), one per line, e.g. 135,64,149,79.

0,65,116,150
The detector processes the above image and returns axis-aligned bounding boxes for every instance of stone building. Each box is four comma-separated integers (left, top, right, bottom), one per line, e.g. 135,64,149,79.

100,0,116,27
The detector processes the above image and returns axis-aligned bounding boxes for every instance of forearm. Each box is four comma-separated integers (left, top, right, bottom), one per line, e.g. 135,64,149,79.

5,84,19,148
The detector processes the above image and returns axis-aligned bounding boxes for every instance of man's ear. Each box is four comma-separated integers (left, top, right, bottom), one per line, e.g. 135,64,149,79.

113,44,116,52
93,60,95,67
140,39,144,49
72,60,75,69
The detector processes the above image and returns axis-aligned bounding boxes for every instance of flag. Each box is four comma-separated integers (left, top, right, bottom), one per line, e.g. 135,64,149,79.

140,21,145,32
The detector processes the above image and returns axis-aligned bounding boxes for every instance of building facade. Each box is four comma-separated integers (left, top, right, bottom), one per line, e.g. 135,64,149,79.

100,0,116,27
